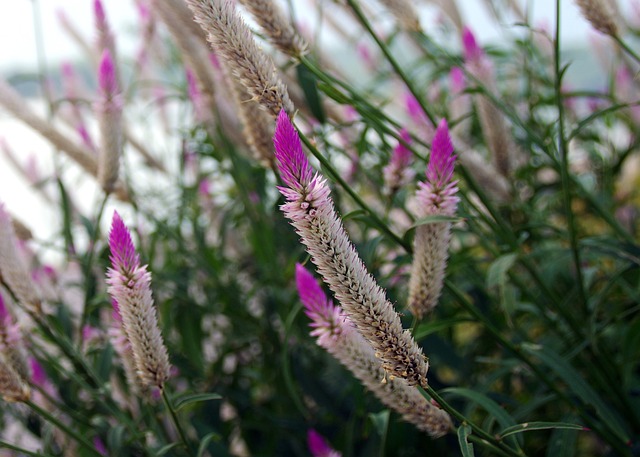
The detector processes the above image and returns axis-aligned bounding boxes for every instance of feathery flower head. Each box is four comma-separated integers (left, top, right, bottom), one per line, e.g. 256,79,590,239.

275,113,429,387
274,110,314,190
106,212,170,388
98,50,118,97
462,27,483,63
0,203,42,312
296,264,346,346
109,211,140,275
576,0,620,36
308,429,342,457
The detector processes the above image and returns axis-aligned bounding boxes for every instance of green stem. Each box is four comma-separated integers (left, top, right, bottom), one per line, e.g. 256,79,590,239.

344,0,437,128
78,193,110,346
161,387,194,455
295,127,410,251
0,439,55,457
553,0,588,315
26,400,103,457
418,386,525,457
613,35,640,66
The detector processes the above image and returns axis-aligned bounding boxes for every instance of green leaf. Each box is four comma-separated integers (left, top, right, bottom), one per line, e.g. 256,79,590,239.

498,421,584,438
414,317,473,340
296,64,326,124
457,424,475,457
441,387,521,448
369,410,390,437
197,432,220,457
317,81,351,104
486,254,518,289
154,443,179,456
342,209,368,221
173,393,222,411
521,343,630,442
547,415,580,457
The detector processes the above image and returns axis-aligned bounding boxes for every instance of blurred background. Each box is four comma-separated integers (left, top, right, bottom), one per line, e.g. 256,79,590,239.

0,0,635,244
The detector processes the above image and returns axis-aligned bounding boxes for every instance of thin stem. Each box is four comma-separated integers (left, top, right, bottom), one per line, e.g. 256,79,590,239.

553,0,588,315
26,400,103,457
78,193,110,346
344,0,437,128
0,439,54,457
613,35,640,66
418,386,525,457
296,127,410,251
161,387,194,455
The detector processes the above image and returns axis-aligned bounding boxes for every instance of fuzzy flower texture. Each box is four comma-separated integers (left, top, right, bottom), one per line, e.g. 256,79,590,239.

408,120,458,320
106,212,170,389
274,110,429,388
297,265,452,437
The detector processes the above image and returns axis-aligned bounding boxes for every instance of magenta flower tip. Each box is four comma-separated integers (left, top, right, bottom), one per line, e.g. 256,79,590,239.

462,27,482,62
273,110,313,188
93,437,107,456
307,429,333,457
30,358,47,386
295,263,329,316
94,0,106,24
0,292,8,321
426,119,456,187
449,67,465,92
98,49,118,95
109,211,139,273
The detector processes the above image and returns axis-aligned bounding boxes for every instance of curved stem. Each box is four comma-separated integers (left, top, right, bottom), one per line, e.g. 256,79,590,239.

161,387,194,455
26,400,103,457
344,0,437,128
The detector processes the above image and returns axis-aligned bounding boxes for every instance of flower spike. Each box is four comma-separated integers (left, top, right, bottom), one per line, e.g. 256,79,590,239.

106,211,170,389
408,120,459,319
297,264,452,437
275,113,429,388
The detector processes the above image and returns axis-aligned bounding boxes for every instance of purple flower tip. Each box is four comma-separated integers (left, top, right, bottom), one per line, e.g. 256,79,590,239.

449,67,465,92
273,110,313,188
462,27,482,62
308,429,330,455
94,0,106,25
93,437,107,456
98,49,118,95
308,429,339,457
0,292,8,321
295,264,329,317
426,119,456,187
30,358,47,386
109,211,139,274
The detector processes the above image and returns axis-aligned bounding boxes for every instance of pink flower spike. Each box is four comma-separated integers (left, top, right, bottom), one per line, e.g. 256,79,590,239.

308,429,341,457
109,211,140,274
462,27,483,62
93,437,107,456
0,291,9,322
30,358,47,387
273,110,313,189
449,67,465,93
426,119,456,189
296,264,344,346
98,50,118,96
94,0,106,27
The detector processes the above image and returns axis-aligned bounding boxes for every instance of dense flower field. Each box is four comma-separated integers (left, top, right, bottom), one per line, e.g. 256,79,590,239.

0,0,639,456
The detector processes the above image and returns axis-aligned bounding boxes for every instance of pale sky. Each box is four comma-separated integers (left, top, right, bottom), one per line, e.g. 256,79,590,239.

0,0,636,249
0,0,627,71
